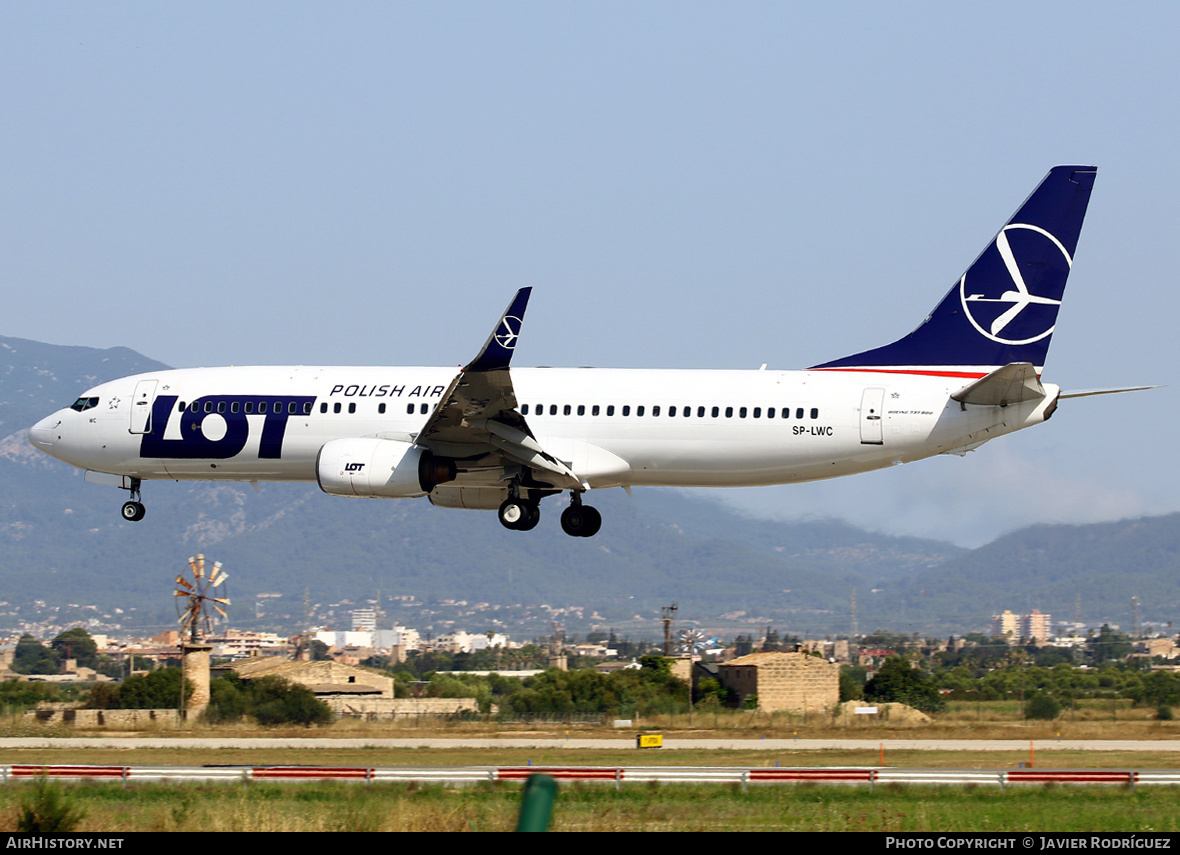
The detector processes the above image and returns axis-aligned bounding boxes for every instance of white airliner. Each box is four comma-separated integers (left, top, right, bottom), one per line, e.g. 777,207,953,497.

28,166,1147,537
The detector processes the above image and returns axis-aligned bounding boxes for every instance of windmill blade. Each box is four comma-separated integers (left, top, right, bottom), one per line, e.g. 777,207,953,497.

174,554,228,642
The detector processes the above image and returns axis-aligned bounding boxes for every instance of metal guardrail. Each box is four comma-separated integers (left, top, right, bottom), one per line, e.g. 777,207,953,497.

2,764,1177,789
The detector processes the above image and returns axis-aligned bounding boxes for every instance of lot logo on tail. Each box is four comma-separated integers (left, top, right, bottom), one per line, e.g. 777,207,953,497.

959,223,1071,346
494,315,523,349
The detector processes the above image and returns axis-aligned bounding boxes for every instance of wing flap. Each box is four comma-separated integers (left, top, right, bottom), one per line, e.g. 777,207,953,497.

482,419,584,489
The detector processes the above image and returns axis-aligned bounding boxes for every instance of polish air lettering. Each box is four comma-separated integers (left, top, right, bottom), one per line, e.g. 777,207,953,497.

327,384,445,398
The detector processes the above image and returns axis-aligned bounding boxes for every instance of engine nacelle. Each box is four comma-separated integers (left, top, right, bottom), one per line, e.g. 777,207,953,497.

316,438,455,498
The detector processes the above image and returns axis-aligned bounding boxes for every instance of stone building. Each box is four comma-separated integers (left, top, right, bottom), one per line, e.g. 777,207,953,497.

718,651,838,714
229,657,477,717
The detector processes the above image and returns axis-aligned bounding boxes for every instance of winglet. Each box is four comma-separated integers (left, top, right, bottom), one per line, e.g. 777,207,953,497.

465,288,532,372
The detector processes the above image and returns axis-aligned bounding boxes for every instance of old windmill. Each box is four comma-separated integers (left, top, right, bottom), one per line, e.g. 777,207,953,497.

174,554,230,643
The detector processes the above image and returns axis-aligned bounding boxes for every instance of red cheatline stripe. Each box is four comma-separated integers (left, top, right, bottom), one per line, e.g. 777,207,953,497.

812,368,990,379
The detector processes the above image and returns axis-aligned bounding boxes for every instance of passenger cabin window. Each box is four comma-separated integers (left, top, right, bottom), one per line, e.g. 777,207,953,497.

348,403,356,414
607,405,615,416
406,404,414,414
521,404,530,415
420,404,428,415
320,403,328,413
810,407,819,419
622,405,631,416
378,403,386,414
334,403,342,414
796,407,804,419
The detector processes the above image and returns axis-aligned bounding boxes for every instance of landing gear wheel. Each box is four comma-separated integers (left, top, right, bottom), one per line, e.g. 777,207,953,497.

561,504,601,537
498,498,533,531
121,501,146,522
580,505,601,537
516,502,541,531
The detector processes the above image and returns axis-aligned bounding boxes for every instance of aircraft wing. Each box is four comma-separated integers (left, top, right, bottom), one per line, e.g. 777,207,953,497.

414,289,584,489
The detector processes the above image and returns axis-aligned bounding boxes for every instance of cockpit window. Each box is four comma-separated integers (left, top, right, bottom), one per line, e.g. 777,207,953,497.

69,397,99,412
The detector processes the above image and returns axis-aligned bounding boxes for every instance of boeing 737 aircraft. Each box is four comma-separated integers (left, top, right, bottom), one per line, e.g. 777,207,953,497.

28,166,1144,537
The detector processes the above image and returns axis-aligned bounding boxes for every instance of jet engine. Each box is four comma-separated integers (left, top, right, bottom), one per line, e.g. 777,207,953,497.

316,438,456,498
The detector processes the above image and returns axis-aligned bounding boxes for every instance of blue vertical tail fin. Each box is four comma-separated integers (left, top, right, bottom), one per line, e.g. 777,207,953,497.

811,166,1097,378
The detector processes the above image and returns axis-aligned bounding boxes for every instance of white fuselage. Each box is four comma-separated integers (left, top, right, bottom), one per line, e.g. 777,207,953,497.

28,364,1059,492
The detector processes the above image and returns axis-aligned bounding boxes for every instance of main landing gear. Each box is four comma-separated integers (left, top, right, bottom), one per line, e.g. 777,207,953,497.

560,492,601,538
498,497,540,531
496,488,601,537
120,478,146,522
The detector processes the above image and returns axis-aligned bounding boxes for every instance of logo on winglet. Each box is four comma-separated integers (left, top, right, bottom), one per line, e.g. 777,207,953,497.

959,224,1071,346
495,315,523,349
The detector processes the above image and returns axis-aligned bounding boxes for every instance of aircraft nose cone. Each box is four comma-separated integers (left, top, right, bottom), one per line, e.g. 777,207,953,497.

28,415,60,453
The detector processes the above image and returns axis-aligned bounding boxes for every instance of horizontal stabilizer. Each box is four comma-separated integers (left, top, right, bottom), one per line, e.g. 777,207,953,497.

1059,385,1161,399
951,362,1045,407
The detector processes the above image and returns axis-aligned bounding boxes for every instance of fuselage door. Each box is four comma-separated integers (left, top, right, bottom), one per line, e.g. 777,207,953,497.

129,379,158,435
859,387,885,445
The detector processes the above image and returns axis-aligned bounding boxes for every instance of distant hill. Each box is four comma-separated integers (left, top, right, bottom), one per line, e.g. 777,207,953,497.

885,515,1180,632
0,333,1174,639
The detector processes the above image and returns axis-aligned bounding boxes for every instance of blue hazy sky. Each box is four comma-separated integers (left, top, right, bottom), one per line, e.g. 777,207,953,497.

2,3,1175,546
